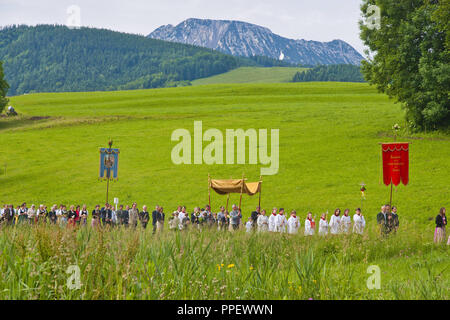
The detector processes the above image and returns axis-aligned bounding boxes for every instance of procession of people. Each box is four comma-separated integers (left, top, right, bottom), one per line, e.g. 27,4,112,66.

0,202,447,243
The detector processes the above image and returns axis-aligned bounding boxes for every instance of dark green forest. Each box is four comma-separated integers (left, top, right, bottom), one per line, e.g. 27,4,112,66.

292,64,365,83
0,25,292,95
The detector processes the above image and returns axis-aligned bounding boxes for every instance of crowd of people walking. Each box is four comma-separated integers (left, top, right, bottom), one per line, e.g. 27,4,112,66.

0,202,447,243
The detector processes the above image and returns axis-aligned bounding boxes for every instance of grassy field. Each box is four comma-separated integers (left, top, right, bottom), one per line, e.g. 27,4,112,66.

0,223,447,300
191,67,306,85
0,82,448,299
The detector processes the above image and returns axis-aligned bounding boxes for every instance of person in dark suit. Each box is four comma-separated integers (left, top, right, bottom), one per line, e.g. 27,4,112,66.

152,205,160,234
116,204,127,226
377,205,389,236
251,206,260,229
101,203,112,227
91,205,101,228
391,206,400,233
140,205,150,229
157,206,165,232
434,207,447,243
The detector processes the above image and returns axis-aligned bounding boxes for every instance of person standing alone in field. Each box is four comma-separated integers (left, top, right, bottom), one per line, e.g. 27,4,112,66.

434,207,447,243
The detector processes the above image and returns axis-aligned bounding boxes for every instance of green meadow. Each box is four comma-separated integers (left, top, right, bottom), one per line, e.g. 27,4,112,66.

1,83,448,222
0,82,448,299
191,67,306,85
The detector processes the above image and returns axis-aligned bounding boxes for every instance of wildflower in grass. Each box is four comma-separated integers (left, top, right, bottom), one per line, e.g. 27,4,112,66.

217,263,224,271
227,264,235,269
249,265,254,271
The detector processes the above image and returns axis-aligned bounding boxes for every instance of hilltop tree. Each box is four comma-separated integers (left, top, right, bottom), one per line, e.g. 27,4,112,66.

360,0,449,131
0,61,9,113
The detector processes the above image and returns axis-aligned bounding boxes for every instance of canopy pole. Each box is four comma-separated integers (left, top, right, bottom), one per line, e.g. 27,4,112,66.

208,174,211,210
258,175,262,209
226,194,230,213
239,173,245,210
389,181,393,210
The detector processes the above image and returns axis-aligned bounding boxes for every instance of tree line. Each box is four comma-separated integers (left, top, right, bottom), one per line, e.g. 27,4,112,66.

291,64,365,83
0,25,294,95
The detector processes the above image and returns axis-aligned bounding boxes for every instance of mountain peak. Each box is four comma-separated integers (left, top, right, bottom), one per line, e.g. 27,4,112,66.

148,18,363,65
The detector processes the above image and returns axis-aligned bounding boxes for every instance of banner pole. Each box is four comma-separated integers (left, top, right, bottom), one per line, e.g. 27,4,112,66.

239,173,244,210
258,175,262,209
208,174,211,209
106,177,110,204
389,181,393,210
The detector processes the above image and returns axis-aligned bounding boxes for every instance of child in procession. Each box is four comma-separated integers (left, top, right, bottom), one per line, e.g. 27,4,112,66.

287,210,300,234
319,213,329,236
276,208,288,233
353,208,365,235
329,208,341,235
304,212,315,236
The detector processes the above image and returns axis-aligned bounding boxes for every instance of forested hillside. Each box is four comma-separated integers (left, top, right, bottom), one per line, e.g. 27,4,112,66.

0,25,288,95
292,64,365,83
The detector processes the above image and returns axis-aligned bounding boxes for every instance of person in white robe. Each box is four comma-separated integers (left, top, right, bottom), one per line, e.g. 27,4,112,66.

268,208,278,232
319,213,329,236
245,218,253,233
287,210,300,234
178,206,187,230
329,208,341,235
304,212,315,236
276,208,288,233
340,209,352,234
257,209,269,232
353,208,366,235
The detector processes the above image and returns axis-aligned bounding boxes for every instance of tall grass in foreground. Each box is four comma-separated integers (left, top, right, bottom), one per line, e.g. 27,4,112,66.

0,222,447,300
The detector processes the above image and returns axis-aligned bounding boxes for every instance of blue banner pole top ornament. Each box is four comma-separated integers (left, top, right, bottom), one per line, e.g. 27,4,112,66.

99,139,119,181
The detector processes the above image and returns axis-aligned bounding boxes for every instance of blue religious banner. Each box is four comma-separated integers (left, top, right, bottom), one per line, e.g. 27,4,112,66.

99,146,119,181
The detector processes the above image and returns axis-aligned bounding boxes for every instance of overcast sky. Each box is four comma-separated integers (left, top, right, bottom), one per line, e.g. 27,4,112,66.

0,0,367,55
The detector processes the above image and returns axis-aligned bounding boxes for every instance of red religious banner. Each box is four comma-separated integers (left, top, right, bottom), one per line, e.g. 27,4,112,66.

382,143,409,186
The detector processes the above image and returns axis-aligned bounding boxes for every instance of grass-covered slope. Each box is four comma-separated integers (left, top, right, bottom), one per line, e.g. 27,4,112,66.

0,82,448,300
1,83,448,227
192,67,307,85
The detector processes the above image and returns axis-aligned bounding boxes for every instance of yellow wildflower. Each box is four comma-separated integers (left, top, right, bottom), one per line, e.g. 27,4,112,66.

227,264,235,269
